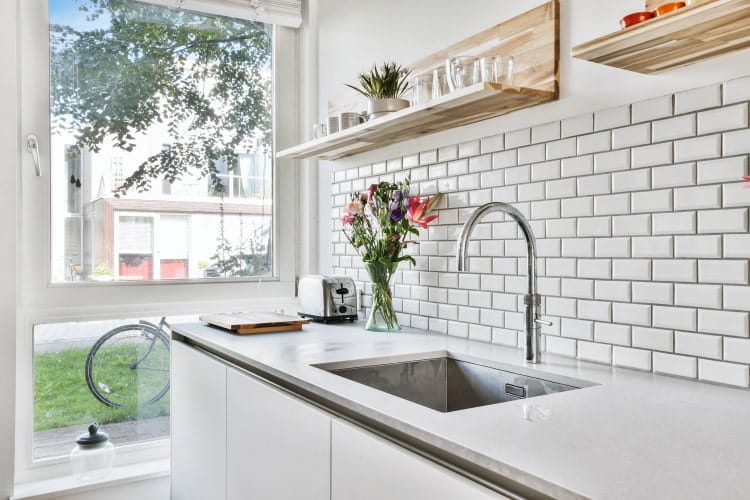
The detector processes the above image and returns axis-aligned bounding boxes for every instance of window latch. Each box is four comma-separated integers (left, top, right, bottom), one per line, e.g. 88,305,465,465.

26,134,42,177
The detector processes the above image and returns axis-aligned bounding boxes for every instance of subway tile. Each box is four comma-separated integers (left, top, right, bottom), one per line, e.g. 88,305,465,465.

595,280,631,302
505,165,530,185
595,237,631,258
724,234,750,258
577,259,611,279
723,75,750,104
531,160,561,182
387,158,403,172
675,331,722,359
698,309,749,337
612,259,651,280
577,217,611,237
518,182,545,202
480,308,504,328
411,166,428,182
545,336,577,357
438,145,458,162
546,296,576,317
674,284,722,309
458,140,481,158
546,219,577,238
561,238,594,257
578,174,611,196
546,138,577,160
653,260,697,283
532,121,561,144
577,300,612,322
724,285,750,311
631,235,673,258
492,186,517,203
545,178,576,199
594,193,630,216
438,176,459,192
652,114,696,142
505,128,531,149
631,189,673,214
577,131,612,155
722,129,750,156
561,317,594,340
595,322,631,345
674,185,721,210
698,260,748,284
429,163,447,179
561,113,594,138
419,149,438,165
531,199,560,219
697,156,747,184
613,303,651,326
653,353,697,379
674,134,722,162
491,327,517,346
577,341,612,364
562,155,593,177
448,159,469,176
674,84,722,114
632,327,673,352
653,306,696,331
613,346,652,371
632,95,673,123
612,123,651,149
562,197,594,218
594,105,630,131
697,208,748,234
632,142,673,168
674,235,722,258
594,149,631,174
612,214,651,236
698,359,750,388
480,134,504,154
518,144,546,165
545,257,577,277
447,321,469,338
562,278,594,299
632,282,673,305
492,150,517,169
652,163,696,189
480,170,505,188
724,338,750,364
697,103,748,135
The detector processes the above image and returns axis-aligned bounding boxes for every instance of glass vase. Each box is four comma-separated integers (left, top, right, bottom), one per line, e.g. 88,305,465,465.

365,261,400,332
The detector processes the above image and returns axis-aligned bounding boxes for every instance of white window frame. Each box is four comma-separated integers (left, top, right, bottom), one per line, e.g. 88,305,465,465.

16,0,300,483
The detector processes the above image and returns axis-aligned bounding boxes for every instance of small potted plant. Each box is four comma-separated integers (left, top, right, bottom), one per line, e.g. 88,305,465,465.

346,62,412,120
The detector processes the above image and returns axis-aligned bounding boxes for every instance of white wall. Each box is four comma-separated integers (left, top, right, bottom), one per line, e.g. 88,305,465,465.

315,0,750,273
0,0,19,496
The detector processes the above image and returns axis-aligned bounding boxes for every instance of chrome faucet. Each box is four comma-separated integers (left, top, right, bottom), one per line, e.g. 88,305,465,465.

456,202,550,363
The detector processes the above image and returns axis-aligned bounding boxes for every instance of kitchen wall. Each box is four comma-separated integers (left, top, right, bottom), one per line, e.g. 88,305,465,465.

329,78,750,387
316,1,750,388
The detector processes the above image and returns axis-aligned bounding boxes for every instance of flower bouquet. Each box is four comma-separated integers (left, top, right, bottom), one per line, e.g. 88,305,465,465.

341,178,441,331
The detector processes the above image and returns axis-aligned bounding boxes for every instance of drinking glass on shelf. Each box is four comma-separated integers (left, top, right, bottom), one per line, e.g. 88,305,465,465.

432,66,450,99
503,56,515,85
479,56,499,83
446,56,479,91
412,73,433,106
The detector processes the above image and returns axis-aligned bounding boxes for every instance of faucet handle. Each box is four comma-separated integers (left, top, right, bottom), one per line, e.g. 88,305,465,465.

534,318,553,327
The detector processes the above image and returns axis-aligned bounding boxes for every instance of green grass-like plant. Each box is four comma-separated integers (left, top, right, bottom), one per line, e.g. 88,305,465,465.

346,62,412,100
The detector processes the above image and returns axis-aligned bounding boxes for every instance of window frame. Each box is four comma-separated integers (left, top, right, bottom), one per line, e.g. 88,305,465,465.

16,0,300,483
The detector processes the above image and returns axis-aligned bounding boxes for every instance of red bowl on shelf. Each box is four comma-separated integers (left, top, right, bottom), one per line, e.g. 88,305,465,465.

620,11,655,28
654,1,686,16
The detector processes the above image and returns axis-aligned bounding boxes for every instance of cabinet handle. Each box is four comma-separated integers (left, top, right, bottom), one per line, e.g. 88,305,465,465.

26,134,42,177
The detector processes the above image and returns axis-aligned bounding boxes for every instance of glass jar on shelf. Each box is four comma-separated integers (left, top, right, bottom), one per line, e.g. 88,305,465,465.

70,423,115,483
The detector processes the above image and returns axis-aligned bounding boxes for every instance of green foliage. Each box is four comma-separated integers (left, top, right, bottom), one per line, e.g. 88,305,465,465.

92,264,113,277
34,346,169,432
346,62,412,100
50,0,273,195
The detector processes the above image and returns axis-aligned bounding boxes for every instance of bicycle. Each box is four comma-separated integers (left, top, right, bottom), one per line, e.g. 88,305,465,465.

85,317,171,408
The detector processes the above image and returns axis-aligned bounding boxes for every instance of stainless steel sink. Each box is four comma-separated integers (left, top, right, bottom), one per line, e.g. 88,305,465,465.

318,354,594,413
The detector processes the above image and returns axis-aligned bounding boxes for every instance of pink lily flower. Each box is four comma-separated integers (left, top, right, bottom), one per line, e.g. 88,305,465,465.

407,194,439,229
743,175,750,189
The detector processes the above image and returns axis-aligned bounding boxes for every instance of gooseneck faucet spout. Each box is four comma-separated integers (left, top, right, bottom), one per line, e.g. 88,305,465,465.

456,202,547,363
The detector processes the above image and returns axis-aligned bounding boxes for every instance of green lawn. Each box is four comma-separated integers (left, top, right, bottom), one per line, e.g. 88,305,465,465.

34,346,170,432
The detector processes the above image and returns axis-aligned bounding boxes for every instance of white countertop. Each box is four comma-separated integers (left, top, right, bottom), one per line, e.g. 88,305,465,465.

172,321,750,500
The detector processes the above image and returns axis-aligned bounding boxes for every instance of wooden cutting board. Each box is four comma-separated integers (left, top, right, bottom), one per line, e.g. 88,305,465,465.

200,312,310,335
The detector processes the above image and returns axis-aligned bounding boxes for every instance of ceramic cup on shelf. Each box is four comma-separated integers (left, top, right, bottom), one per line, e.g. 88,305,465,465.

339,112,362,130
327,115,340,135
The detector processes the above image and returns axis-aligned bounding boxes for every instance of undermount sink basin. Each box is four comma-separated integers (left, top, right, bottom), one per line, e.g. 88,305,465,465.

317,354,595,413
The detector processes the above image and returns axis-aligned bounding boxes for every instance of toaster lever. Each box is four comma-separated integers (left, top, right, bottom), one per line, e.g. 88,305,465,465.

335,286,349,296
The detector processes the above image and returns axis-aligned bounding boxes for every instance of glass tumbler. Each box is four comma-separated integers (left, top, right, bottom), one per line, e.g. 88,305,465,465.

412,73,433,106
479,56,499,83
432,67,450,99
446,56,479,91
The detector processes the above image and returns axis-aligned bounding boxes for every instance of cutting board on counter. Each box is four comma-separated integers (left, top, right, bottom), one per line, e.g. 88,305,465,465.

200,311,310,335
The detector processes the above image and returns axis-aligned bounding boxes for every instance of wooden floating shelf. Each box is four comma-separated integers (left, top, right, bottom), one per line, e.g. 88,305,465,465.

276,83,556,161
572,0,750,74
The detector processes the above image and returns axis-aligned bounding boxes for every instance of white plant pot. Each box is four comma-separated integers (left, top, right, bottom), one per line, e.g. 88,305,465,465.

367,98,409,120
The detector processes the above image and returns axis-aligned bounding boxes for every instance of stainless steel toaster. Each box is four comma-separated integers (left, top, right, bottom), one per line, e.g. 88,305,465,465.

298,275,358,323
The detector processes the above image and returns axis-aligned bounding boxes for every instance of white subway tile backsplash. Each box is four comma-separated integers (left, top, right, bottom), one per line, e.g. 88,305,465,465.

698,359,750,388
337,79,750,388
674,84,722,114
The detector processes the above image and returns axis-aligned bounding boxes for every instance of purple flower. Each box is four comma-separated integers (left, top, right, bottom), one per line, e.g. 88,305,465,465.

390,208,403,222
392,189,403,202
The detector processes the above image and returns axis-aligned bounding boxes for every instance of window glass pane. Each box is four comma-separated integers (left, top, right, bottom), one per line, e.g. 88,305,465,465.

49,0,274,283
32,316,191,460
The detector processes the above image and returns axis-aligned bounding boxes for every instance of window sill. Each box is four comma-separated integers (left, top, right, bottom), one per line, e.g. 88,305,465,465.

11,459,169,500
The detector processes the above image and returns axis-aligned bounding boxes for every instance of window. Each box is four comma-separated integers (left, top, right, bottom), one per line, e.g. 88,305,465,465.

49,0,275,283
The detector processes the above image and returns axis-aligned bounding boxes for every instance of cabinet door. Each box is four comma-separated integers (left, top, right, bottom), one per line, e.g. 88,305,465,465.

331,419,506,500
226,367,331,500
171,342,227,500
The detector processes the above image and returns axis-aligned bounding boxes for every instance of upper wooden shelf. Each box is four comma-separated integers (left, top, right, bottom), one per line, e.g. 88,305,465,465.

278,0,559,161
277,83,556,161
572,0,750,74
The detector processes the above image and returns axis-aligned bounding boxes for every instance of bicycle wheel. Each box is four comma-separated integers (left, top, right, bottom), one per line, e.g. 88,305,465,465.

85,322,171,408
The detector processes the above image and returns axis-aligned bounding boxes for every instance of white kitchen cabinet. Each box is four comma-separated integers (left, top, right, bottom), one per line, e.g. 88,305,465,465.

171,342,227,500
331,419,506,500
225,367,331,500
